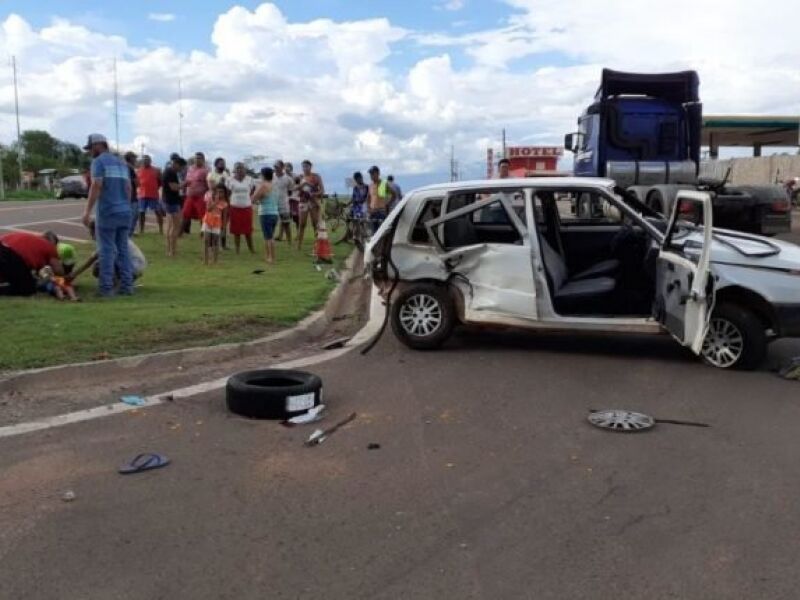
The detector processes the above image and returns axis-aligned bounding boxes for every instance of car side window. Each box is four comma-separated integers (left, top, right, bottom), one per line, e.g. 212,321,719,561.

440,191,524,249
558,191,622,225
409,197,443,244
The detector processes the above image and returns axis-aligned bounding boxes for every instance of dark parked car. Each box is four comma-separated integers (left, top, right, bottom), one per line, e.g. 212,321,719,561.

55,175,88,200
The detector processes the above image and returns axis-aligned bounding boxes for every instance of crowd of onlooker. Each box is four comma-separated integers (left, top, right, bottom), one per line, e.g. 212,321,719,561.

0,131,404,300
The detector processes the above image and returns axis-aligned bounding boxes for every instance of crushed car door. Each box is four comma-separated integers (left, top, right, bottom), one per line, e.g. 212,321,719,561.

655,190,713,354
424,191,537,321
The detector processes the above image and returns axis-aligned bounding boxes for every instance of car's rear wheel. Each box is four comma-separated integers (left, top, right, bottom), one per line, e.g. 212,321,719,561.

701,303,766,370
391,284,455,350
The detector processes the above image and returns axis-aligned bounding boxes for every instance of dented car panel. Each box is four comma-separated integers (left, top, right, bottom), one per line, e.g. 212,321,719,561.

365,177,800,369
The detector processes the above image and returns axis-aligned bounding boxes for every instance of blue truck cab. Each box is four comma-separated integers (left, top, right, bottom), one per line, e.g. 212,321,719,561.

565,69,789,235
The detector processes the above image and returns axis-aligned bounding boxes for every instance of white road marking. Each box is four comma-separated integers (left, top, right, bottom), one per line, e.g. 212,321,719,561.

0,217,82,228
0,201,84,213
1,227,88,243
0,347,353,439
0,282,386,440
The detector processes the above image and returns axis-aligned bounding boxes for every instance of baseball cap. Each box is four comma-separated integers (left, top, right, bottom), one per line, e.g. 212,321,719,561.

83,133,107,150
57,243,76,266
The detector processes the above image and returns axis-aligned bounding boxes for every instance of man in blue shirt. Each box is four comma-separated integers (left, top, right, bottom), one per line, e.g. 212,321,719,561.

82,133,134,296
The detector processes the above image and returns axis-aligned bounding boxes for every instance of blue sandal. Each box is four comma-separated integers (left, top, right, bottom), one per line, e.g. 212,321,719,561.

118,453,170,475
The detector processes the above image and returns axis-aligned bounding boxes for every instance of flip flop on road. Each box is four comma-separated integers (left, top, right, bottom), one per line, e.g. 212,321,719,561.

118,453,171,475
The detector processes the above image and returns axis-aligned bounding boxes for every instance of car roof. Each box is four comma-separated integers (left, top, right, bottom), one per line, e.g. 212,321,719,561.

411,177,616,195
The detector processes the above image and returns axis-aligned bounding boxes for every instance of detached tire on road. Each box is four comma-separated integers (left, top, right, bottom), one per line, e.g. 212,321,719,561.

226,369,323,420
391,283,456,350
701,303,766,370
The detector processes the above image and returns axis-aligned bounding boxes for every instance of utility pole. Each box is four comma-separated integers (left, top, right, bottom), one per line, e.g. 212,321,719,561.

0,146,5,200
113,57,120,152
450,145,458,182
12,55,23,188
502,128,507,159
178,79,184,156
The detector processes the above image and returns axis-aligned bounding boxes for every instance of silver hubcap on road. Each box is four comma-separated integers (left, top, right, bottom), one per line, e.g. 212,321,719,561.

702,318,745,368
399,294,443,337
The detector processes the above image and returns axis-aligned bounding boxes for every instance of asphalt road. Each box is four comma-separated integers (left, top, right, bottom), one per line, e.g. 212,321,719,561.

2,329,800,599
0,199,91,242
0,211,799,599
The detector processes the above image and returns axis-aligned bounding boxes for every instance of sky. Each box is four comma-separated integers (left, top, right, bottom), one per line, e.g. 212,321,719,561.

0,0,798,191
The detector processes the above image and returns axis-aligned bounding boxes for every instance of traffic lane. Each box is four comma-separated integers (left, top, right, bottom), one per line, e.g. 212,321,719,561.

2,331,800,599
0,199,91,242
0,219,91,243
0,199,85,227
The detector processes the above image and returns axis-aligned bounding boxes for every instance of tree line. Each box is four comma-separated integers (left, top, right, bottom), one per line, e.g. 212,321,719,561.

1,130,90,187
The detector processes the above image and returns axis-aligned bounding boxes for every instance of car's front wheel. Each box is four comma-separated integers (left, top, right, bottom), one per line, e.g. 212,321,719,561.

391,284,456,350
701,303,766,370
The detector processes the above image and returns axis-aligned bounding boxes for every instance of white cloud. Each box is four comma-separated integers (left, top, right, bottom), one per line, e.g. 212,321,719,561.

147,13,176,23
0,2,797,187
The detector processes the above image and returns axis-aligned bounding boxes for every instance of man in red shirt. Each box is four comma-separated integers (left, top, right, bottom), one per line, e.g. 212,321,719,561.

180,152,209,236
136,155,164,235
0,231,63,296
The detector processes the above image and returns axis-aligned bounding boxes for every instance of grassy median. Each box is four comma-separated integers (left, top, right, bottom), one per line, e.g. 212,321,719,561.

1,230,346,371
0,190,53,201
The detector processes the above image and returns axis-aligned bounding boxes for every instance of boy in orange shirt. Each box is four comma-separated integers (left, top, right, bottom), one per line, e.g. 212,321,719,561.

202,184,228,265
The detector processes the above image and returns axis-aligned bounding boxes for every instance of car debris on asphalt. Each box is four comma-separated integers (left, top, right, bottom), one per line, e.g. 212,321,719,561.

305,412,357,447
778,358,800,380
322,337,351,350
588,409,710,432
120,395,146,407
281,404,326,427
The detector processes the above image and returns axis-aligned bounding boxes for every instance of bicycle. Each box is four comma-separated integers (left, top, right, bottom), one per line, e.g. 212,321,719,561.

324,196,350,232
336,214,371,252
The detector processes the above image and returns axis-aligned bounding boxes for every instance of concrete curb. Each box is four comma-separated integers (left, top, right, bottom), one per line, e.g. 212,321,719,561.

0,252,363,393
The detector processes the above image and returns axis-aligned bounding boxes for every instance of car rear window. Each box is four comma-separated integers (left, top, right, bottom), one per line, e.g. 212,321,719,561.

410,198,443,243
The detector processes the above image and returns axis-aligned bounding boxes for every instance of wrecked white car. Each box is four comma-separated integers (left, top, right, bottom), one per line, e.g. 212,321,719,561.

365,177,800,369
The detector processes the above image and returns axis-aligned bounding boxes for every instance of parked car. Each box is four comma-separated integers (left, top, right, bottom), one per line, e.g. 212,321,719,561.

365,177,800,370
54,175,88,200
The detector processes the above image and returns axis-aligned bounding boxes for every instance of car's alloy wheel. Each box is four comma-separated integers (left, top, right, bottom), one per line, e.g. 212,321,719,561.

399,293,443,337
702,317,745,368
391,283,456,350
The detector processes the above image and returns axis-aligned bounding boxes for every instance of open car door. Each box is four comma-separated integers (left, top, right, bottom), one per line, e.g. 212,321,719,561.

655,190,713,353
424,190,538,322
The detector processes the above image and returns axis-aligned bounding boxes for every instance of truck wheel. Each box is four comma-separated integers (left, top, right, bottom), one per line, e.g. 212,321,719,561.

391,283,456,350
701,303,766,370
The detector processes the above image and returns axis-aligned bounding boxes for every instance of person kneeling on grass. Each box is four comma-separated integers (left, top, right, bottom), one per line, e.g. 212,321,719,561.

68,221,147,289
252,167,278,264
202,184,228,265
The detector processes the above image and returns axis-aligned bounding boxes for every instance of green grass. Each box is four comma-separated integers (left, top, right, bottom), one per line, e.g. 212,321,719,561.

0,189,53,201
0,230,347,371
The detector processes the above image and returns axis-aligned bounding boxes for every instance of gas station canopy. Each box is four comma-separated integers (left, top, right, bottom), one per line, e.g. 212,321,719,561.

702,115,800,157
